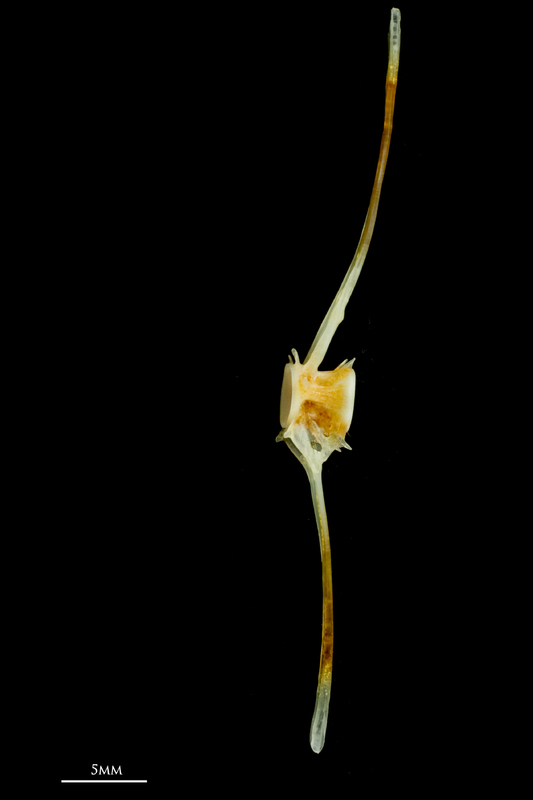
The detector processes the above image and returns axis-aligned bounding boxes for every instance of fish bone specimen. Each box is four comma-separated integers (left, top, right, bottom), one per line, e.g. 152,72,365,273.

276,8,401,754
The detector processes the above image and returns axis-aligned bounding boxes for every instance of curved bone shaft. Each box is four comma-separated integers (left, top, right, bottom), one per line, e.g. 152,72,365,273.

305,9,401,370
308,469,334,754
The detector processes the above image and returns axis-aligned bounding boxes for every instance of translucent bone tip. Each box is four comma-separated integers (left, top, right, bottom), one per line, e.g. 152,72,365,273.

309,681,331,754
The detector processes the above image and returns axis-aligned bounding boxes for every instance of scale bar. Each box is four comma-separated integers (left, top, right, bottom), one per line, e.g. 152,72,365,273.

62,780,147,783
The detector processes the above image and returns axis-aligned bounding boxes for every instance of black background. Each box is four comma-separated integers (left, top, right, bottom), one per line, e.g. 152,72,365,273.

41,1,511,792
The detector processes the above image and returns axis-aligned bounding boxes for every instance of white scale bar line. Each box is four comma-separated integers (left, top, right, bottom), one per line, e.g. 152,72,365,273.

61,780,147,783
